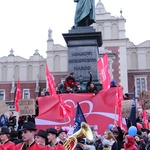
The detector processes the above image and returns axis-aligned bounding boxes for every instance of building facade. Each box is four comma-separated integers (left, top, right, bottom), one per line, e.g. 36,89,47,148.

0,1,149,109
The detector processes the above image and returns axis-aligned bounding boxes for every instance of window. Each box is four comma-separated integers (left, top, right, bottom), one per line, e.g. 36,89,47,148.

134,75,147,96
23,89,30,99
0,90,5,101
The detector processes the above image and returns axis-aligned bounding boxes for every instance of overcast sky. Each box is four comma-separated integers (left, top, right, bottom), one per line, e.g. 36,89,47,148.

0,0,150,59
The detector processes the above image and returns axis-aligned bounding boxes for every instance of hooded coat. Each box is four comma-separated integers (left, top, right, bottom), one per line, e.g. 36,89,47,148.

124,135,138,150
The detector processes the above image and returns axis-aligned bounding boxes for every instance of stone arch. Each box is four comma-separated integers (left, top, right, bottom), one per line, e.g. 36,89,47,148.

111,23,118,39
146,51,150,68
2,65,7,81
27,65,33,80
131,52,138,69
14,65,20,81
39,64,45,80
54,55,60,72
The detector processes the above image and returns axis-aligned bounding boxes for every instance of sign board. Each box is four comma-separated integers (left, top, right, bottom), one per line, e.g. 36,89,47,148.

0,101,8,116
19,99,35,116
122,100,138,118
138,91,150,110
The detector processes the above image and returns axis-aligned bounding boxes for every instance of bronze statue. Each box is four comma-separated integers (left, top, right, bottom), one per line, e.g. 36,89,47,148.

74,0,96,27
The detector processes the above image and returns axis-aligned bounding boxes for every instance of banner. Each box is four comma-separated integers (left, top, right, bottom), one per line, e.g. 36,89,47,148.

19,99,35,116
122,100,138,118
0,101,8,116
36,88,127,135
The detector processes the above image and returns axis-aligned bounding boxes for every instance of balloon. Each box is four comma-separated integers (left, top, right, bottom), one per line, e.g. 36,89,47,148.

108,124,114,130
128,126,137,136
136,123,142,130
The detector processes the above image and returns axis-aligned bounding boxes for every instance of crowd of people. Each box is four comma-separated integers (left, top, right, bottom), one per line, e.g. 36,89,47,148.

0,72,144,150
1,117,150,150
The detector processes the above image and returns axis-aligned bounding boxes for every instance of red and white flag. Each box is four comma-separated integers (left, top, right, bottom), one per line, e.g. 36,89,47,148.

97,53,110,90
15,78,21,111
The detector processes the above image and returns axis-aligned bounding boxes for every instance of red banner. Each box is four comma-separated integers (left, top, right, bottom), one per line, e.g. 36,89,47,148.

36,88,127,135
97,53,110,90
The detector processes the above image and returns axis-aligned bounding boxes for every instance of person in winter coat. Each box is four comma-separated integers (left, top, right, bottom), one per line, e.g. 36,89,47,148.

124,135,138,150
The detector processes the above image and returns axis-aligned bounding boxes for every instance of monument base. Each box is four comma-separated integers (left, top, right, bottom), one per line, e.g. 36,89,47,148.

63,26,103,90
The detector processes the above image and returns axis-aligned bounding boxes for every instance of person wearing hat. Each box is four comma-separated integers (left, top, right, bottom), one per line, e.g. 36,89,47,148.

57,129,67,145
35,130,48,146
46,128,65,150
10,130,22,144
0,127,15,150
110,80,117,87
15,122,48,150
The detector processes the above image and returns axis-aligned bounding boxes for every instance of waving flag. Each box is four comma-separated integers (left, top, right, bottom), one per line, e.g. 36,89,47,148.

129,87,136,127
73,102,87,133
97,53,110,90
45,64,57,98
58,94,72,118
15,78,21,111
142,110,149,129
46,64,72,118
116,86,123,127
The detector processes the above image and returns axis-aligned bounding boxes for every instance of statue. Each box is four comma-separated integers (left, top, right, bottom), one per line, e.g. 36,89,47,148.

74,0,96,27
78,75,86,93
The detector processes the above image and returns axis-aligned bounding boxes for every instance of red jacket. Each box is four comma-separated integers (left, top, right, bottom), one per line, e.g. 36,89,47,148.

54,143,66,150
124,135,138,150
15,142,48,150
0,145,3,150
1,141,15,150
65,76,79,88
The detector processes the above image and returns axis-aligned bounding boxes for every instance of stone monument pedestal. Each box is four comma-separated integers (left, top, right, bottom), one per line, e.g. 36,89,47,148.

63,27,102,89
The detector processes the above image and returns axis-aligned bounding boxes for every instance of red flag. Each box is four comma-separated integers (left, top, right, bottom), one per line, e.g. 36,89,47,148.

58,94,72,118
45,64,72,118
97,53,110,90
116,86,123,127
15,78,21,111
45,64,57,98
142,110,149,129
